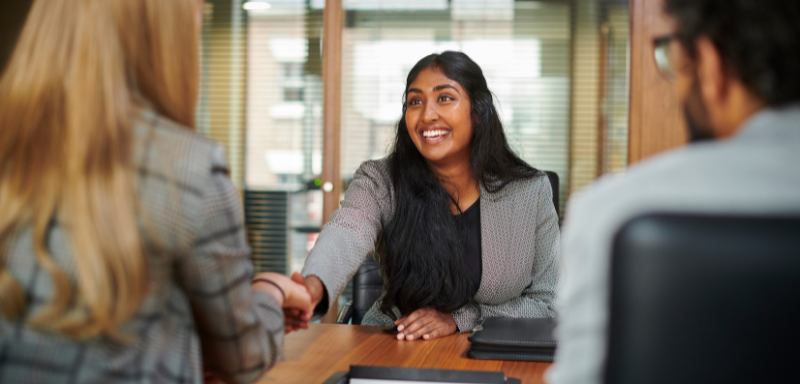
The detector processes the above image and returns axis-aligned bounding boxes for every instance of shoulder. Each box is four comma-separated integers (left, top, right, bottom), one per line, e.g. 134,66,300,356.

131,110,234,249
562,139,783,243
567,143,720,217
484,171,552,205
355,158,390,179
132,109,228,192
352,158,392,191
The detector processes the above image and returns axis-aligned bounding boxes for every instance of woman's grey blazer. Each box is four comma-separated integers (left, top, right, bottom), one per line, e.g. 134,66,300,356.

302,159,560,332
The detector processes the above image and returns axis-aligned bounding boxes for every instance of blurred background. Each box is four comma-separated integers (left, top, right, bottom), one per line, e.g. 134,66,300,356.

1,0,633,306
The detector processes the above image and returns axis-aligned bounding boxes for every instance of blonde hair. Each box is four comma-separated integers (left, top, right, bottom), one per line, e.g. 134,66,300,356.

0,0,200,339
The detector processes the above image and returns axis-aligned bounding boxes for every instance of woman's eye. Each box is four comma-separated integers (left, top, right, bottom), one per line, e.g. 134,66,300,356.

438,95,454,102
408,99,421,106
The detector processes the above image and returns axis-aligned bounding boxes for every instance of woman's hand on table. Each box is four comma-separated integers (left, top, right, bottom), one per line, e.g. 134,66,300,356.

394,307,457,341
252,272,313,333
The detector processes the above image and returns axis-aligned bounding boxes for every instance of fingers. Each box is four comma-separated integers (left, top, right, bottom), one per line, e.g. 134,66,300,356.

284,307,310,334
397,310,434,341
402,312,432,335
264,274,313,315
290,271,305,285
395,308,426,332
394,308,457,341
406,320,439,341
422,328,443,340
252,272,315,332
284,317,304,331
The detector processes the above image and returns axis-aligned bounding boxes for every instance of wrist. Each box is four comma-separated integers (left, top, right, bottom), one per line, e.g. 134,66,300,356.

447,313,458,332
305,275,325,306
253,280,285,307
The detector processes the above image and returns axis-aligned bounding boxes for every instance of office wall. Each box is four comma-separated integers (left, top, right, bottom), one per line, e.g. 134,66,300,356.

628,0,687,163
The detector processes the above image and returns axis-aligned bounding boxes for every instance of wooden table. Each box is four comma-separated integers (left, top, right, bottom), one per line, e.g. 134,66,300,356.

257,323,551,384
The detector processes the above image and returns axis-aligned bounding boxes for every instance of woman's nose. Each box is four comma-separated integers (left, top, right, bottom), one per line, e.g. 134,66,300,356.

422,102,438,123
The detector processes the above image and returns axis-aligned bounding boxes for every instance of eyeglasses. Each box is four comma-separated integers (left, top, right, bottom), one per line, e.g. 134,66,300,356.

652,34,677,81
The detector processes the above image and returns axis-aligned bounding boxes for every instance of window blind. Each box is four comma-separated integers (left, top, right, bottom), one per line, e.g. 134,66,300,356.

338,0,631,215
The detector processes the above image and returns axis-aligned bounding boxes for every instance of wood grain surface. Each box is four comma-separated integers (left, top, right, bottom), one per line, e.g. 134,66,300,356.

320,0,344,323
628,0,688,164
257,324,552,384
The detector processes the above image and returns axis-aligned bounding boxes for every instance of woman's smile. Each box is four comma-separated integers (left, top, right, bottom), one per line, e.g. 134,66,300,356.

420,126,452,145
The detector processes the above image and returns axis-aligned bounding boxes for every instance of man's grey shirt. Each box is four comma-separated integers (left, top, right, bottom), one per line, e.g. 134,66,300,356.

548,104,800,384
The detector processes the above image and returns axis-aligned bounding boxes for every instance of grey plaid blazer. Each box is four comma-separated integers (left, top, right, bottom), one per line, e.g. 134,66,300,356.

302,159,560,332
0,110,283,384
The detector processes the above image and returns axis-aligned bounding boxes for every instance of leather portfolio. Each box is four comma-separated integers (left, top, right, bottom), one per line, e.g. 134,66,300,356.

322,366,521,384
467,317,557,362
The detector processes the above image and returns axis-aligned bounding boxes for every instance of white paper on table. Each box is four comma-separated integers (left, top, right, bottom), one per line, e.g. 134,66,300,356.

350,380,477,384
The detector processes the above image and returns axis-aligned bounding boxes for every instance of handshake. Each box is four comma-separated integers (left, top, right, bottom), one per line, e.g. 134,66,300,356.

251,271,325,334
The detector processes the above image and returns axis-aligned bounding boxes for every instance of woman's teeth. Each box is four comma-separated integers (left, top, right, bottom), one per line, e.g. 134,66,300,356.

423,130,447,138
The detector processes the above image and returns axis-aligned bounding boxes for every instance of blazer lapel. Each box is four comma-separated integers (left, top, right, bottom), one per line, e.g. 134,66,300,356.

474,181,539,305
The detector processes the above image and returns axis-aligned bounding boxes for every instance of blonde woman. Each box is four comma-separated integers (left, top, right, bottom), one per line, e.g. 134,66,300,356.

0,1,311,383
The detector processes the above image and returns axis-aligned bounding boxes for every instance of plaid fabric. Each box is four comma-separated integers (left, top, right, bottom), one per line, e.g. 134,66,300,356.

0,110,284,384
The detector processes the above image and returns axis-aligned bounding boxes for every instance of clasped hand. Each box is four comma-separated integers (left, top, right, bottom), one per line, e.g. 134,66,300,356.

394,307,457,341
251,272,313,334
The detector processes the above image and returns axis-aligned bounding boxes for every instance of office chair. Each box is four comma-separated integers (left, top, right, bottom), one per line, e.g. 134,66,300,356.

605,213,800,384
545,171,559,218
337,171,561,324
336,255,382,325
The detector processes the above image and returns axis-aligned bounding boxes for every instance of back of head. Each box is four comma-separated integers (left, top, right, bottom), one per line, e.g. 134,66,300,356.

665,0,800,107
0,0,200,340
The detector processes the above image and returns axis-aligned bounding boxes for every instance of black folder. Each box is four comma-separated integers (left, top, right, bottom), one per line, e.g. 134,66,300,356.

322,366,521,384
467,317,557,362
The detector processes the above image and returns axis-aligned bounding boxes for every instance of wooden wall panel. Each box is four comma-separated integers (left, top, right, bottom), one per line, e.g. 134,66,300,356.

321,0,343,323
628,0,687,164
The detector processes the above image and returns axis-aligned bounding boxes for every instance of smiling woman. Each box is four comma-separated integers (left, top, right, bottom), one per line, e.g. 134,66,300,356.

297,51,560,341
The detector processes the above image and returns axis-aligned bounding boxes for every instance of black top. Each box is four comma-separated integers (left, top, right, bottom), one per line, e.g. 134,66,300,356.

457,198,483,297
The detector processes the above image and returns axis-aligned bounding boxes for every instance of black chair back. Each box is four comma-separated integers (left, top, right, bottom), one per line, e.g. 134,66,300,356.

606,214,800,384
544,171,559,218
350,256,383,325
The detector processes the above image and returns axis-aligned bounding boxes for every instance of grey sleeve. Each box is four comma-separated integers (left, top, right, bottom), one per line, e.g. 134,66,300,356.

301,161,389,315
175,146,284,384
452,177,560,332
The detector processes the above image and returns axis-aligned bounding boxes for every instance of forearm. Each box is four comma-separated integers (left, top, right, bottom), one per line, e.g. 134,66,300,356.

203,290,285,384
301,225,373,314
301,160,388,314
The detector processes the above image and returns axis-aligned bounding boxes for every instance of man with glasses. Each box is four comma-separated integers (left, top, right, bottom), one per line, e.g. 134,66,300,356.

548,1,800,383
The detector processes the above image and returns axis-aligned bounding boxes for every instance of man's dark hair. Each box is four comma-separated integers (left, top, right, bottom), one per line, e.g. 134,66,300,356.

665,0,800,106
375,51,541,319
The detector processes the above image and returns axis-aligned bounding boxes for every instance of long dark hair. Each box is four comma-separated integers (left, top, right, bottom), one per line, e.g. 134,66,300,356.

376,51,541,319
